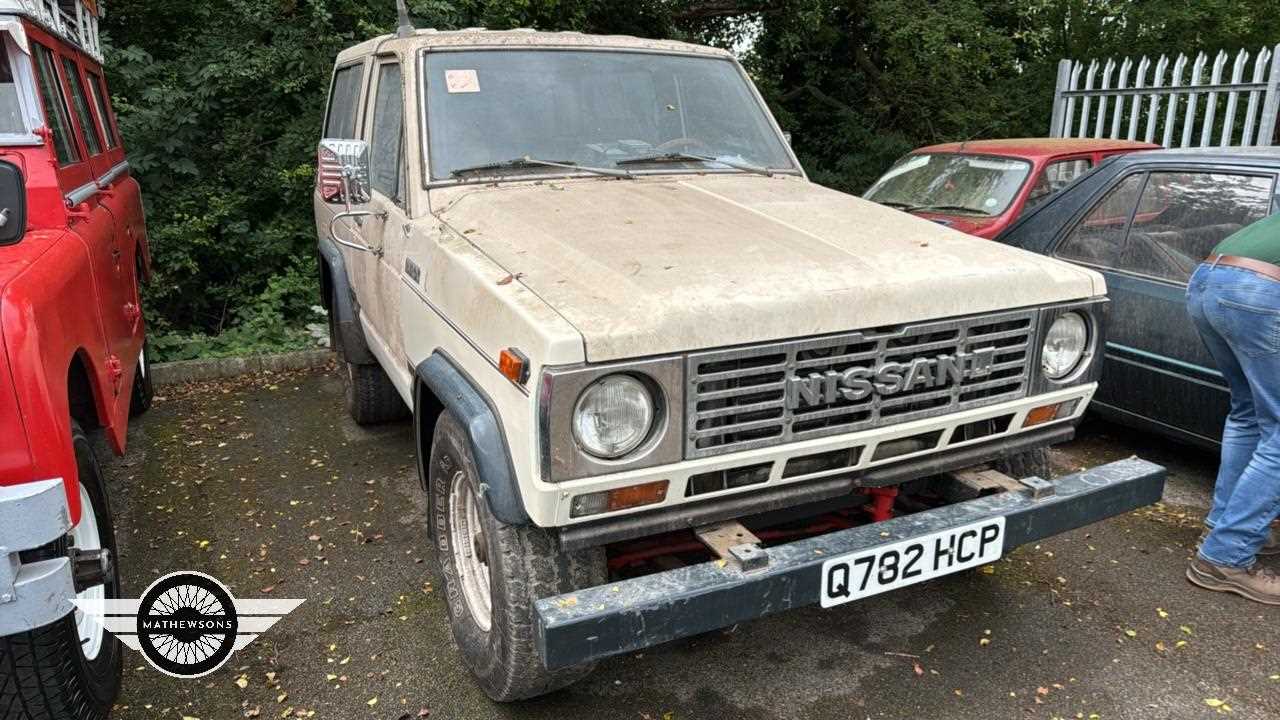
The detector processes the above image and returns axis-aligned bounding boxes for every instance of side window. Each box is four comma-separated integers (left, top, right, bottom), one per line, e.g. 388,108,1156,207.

324,64,363,139
1026,158,1092,211
86,71,119,149
0,50,25,134
368,61,403,204
31,43,79,165
61,57,102,156
1122,172,1273,282
1056,172,1145,269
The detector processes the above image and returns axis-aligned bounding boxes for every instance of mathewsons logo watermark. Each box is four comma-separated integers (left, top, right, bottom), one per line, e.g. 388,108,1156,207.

72,571,303,678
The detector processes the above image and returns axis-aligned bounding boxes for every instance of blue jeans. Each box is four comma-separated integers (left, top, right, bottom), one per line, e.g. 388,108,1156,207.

1187,263,1280,568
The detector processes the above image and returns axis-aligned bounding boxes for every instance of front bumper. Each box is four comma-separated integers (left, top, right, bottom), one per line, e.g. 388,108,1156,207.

0,478,76,637
534,457,1165,669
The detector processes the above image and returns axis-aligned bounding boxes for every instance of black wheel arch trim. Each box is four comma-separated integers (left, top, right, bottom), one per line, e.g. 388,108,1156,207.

317,235,376,365
414,351,530,526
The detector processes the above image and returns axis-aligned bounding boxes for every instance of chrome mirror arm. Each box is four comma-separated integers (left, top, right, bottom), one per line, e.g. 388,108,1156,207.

329,209,388,256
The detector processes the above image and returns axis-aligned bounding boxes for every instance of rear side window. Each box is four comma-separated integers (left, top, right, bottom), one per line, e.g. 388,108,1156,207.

86,71,118,149
1123,172,1273,282
61,57,101,156
368,62,404,204
31,43,79,165
324,64,363,138
1026,158,1092,211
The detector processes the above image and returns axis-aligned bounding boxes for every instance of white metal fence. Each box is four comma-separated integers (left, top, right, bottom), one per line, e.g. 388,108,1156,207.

1049,46,1280,148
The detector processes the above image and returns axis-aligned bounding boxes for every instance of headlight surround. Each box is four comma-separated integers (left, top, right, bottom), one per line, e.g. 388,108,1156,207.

1041,311,1089,380
572,374,656,459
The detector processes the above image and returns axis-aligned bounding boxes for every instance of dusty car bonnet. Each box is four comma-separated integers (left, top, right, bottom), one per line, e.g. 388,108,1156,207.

431,175,1104,362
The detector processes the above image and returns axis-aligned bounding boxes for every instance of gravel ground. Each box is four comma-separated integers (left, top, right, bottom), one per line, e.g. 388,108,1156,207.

99,365,1279,720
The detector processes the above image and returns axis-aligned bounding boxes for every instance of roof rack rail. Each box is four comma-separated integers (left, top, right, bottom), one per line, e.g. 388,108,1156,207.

0,0,102,62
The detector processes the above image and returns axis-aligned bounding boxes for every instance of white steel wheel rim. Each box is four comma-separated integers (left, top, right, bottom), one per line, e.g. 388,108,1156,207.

71,483,105,661
448,471,492,632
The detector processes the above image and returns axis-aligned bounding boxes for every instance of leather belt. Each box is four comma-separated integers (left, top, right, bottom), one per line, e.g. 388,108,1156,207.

1206,254,1280,283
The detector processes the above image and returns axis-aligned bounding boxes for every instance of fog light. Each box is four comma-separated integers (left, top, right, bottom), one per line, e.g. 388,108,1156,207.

570,480,669,518
1022,399,1080,428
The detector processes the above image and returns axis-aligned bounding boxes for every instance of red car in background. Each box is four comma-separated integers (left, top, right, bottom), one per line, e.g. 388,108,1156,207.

864,138,1158,238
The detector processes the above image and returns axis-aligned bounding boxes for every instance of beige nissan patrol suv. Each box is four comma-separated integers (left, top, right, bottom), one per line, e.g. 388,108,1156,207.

313,24,1164,701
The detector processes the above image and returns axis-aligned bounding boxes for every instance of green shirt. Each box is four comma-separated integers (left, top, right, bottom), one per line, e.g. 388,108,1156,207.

1214,212,1280,265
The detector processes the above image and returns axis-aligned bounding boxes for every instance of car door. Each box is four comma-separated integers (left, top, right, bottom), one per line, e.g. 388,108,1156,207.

1053,166,1277,446
349,56,410,375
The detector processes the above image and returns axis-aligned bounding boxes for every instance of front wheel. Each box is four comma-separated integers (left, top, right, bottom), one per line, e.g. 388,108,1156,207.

0,421,123,720
426,411,605,701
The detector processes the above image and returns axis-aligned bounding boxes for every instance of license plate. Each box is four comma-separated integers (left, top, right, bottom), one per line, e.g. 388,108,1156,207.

819,517,1005,608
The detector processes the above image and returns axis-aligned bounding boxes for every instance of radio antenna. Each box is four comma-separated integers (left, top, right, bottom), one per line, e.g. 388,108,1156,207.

396,0,415,37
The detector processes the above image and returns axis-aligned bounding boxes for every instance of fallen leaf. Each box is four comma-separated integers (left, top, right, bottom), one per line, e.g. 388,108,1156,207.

367,697,378,707
913,661,924,676
244,708,261,719
1180,625,1194,635
234,674,248,689
1124,629,1137,638
1157,608,1169,619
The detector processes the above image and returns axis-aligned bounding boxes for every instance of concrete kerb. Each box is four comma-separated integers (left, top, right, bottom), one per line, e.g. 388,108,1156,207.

150,350,333,386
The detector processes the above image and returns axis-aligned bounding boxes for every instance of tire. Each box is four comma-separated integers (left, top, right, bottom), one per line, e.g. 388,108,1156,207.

426,411,606,701
995,447,1052,481
0,422,123,720
342,360,408,425
129,341,153,418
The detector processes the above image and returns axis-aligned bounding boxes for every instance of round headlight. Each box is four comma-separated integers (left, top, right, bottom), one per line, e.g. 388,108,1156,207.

572,375,655,459
1042,312,1089,380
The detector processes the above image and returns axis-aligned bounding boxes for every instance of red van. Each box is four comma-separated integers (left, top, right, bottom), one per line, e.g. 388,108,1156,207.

0,2,149,718
864,138,1158,238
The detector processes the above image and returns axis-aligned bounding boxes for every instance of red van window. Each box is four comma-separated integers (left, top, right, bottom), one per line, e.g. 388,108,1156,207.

31,43,79,165
61,57,102,156
86,70,118,149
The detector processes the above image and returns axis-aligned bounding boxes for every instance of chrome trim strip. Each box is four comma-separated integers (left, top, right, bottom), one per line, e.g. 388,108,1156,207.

98,160,129,186
64,180,96,207
399,273,529,396
63,160,130,207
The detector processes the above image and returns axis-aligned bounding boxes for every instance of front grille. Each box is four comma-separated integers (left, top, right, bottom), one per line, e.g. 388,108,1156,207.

684,310,1039,458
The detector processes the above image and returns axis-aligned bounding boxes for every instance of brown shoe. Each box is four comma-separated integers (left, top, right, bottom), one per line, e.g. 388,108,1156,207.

1186,556,1280,605
1197,528,1280,556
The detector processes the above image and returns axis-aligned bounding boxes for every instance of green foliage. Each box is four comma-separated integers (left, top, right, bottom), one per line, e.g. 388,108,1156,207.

102,0,1280,359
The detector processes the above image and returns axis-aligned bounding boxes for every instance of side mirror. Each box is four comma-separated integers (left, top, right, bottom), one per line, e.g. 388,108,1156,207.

317,139,371,209
0,161,26,245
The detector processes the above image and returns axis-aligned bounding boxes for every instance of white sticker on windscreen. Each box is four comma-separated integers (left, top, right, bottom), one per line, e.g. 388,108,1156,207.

445,69,480,93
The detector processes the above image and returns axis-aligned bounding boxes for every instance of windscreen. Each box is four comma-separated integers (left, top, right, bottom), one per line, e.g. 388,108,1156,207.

424,50,795,179
865,153,1033,216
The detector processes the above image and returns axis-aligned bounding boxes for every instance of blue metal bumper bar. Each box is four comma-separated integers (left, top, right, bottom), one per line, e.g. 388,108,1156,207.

535,457,1165,669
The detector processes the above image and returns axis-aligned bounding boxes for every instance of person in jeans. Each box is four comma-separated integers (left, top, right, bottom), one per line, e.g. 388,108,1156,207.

1185,212,1280,604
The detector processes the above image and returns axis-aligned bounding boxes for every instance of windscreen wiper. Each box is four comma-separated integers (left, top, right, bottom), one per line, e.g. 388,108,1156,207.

451,156,633,179
903,203,993,216
616,152,776,177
